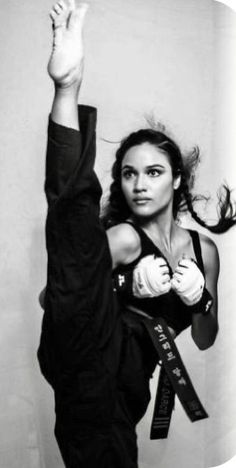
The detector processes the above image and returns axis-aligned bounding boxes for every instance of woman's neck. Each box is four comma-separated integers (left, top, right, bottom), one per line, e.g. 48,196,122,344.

132,210,179,253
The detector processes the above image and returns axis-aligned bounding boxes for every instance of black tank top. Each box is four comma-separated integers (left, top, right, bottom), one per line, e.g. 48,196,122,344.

113,222,205,335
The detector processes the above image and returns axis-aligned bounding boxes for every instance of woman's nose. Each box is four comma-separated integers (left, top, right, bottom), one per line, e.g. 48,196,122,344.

133,174,147,192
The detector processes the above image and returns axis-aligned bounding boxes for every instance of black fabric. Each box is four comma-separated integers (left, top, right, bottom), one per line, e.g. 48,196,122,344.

188,229,205,275
38,106,156,468
114,221,205,336
189,287,213,315
149,362,175,439
144,317,208,423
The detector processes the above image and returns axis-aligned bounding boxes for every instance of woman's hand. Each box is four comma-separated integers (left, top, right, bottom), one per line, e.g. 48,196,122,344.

133,255,171,298
48,0,88,89
171,257,205,306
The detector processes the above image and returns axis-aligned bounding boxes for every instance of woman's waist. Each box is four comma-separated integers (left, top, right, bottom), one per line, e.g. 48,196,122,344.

123,304,177,339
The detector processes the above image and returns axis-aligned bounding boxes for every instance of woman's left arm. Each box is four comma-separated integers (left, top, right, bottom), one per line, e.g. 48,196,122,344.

191,235,219,350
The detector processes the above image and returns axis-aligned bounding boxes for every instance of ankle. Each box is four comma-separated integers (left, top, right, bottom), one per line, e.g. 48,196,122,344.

54,78,81,95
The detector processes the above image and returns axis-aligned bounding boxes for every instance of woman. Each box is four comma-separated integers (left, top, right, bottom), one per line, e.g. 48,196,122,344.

104,129,222,349
38,1,235,467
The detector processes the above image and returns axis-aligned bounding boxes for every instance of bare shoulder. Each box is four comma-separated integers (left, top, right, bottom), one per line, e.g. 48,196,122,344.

198,232,220,275
106,223,141,268
107,223,140,244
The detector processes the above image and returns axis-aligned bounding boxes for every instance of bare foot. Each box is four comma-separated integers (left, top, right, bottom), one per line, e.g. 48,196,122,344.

48,0,88,88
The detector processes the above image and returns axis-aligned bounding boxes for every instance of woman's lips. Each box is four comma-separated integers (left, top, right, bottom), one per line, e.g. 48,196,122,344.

133,198,151,205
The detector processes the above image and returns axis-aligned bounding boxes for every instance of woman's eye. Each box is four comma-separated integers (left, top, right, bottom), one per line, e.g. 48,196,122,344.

147,169,160,177
122,170,135,179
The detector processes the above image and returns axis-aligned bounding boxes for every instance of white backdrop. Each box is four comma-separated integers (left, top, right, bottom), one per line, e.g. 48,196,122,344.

0,0,236,467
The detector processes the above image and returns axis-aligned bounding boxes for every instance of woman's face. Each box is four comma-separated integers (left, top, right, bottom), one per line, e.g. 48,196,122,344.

121,142,178,219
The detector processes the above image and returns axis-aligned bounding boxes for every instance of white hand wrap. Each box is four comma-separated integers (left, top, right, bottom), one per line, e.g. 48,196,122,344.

133,255,171,298
171,258,205,306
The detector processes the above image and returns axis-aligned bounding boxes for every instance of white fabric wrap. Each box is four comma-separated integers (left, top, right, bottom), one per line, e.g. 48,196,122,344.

132,255,171,298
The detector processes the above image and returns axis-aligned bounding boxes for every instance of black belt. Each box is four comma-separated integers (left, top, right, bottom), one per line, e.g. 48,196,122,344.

142,316,208,439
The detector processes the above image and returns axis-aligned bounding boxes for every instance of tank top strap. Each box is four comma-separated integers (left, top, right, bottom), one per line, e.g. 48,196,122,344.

188,230,205,275
123,220,147,240
123,223,205,275
122,220,151,253
122,220,169,261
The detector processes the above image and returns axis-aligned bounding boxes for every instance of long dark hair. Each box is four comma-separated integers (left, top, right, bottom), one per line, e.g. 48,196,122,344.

101,128,236,233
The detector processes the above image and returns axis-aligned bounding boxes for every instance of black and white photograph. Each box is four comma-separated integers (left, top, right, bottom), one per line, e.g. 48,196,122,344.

0,0,236,467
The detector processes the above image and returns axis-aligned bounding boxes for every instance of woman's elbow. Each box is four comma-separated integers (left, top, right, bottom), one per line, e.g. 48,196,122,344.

192,323,219,351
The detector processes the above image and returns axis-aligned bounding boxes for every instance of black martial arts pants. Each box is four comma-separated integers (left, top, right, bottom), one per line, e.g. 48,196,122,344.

38,106,154,468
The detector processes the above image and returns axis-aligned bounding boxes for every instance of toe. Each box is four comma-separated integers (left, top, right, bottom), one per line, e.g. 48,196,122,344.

53,3,64,14
57,0,66,7
50,9,58,21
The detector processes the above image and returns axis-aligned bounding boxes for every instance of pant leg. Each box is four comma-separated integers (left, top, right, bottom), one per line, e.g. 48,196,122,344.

51,206,139,467
38,107,139,467
118,312,157,425
52,203,142,468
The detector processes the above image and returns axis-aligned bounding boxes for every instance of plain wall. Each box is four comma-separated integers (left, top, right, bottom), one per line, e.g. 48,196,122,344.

0,0,235,467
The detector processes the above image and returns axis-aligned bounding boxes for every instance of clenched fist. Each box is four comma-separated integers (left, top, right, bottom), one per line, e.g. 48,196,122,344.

133,255,171,298
171,257,205,306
